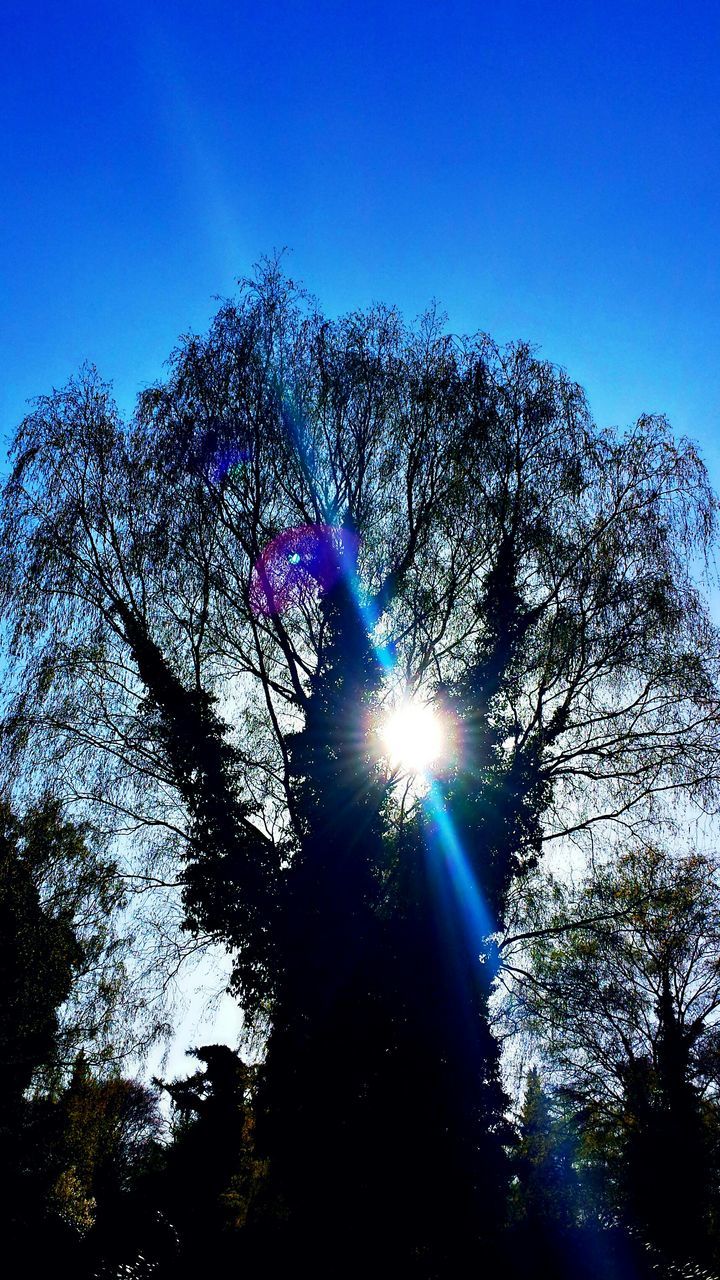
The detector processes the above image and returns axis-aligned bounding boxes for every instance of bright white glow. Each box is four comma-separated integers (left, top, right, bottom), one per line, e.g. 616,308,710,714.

380,699,446,776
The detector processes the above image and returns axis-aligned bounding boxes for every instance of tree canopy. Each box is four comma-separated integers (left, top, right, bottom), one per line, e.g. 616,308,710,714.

3,261,720,1272
510,844,720,1260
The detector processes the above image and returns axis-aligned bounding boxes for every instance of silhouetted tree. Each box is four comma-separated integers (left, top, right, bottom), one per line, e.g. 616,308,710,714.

0,800,80,1252
52,1057,163,1267
0,799,132,1269
155,1044,265,1275
2,261,720,1269
0,804,79,1113
511,846,720,1264
513,1069,580,1231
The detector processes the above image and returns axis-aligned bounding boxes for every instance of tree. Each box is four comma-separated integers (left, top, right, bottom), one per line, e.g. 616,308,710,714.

512,1068,580,1231
0,802,80,1112
2,260,719,1267
0,798,135,1267
0,799,81,1248
53,1056,162,1245
155,1044,266,1273
509,845,720,1262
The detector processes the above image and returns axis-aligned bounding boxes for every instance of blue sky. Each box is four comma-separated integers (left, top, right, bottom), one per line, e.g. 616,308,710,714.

2,0,719,475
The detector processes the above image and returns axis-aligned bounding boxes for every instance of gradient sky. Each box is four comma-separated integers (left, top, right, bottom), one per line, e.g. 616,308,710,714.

2,0,719,472
3,0,719,1075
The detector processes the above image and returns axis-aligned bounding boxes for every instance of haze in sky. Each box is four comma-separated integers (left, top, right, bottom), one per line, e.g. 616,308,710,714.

3,0,719,1076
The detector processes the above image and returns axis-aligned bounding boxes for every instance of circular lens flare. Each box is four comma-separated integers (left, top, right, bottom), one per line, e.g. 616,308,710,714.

250,525,360,616
380,699,446,776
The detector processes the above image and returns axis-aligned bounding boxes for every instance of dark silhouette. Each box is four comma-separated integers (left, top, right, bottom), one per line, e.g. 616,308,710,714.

0,800,139,1273
2,262,720,1274
152,1045,264,1276
513,846,720,1268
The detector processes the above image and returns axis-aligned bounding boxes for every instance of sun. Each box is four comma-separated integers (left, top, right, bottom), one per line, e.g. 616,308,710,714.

379,698,447,777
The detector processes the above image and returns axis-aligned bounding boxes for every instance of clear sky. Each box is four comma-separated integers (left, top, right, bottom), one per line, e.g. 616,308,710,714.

2,0,719,473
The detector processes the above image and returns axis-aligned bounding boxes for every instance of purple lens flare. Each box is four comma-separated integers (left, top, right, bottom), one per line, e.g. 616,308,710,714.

250,525,360,616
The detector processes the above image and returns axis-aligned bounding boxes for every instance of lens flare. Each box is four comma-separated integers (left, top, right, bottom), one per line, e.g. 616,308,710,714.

250,525,360,616
380,698,447,776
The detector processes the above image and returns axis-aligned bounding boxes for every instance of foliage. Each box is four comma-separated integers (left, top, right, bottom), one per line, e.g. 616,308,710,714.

0,800,82,1112
512,1068,584,1230
510,846,720,1262
154,1045,266,1270
55,1055,162,1223
2,266,718,1010
0,797,138,1081
0,797,158,1275
3,261,720,1269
